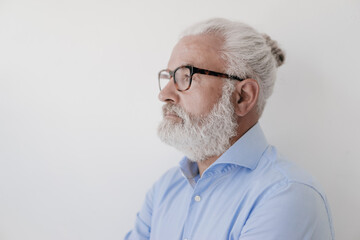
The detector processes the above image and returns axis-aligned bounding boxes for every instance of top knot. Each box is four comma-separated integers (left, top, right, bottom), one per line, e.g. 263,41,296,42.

262,34,285,67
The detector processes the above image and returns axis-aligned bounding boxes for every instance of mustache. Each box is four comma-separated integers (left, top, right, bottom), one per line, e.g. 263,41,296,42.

162,103,185,119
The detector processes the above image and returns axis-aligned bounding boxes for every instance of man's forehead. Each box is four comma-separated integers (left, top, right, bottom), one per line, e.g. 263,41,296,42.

167,34,225,71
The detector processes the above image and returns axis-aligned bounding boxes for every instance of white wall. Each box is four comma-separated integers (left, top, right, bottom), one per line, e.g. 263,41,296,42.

0,0,359,239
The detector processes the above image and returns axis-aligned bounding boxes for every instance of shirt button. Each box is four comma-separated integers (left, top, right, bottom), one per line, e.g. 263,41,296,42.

194,195,201,202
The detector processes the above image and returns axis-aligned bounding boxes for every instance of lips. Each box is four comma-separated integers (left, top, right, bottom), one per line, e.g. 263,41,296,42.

164,109,180,118
165,113,180,118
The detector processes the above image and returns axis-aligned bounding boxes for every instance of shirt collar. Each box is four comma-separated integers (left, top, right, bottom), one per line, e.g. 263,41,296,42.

215,122,268,169
179,157,199,180
179,122,269,179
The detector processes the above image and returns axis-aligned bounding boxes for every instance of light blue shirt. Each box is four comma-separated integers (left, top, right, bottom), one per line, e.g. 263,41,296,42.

125,123,334,240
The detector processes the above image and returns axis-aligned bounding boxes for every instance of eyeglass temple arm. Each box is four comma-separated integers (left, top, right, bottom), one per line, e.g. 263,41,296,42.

192,66,245,81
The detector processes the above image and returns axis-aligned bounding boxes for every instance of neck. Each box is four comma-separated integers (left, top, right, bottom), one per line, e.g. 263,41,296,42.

197,119,258,177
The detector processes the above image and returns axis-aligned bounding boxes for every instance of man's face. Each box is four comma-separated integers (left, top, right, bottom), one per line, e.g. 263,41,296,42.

157,34,238,162
158,34,226,118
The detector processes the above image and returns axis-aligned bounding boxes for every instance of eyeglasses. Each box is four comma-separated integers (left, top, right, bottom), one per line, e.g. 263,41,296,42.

158,65,245,91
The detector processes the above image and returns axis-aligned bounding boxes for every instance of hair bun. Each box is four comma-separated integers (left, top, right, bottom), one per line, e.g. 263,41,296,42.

262,34,285,67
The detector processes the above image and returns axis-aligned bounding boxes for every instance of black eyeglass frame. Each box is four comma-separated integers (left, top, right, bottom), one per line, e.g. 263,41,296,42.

158,65,245,91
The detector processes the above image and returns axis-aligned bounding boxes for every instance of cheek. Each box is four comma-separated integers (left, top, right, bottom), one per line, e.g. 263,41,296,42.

182,88,222,116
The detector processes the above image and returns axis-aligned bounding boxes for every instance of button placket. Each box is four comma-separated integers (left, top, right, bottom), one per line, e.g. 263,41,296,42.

181,177,207,239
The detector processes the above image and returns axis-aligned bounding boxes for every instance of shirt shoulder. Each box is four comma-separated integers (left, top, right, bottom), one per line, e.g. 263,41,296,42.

238,146,334,239
245,145,332,218
256,146,325,193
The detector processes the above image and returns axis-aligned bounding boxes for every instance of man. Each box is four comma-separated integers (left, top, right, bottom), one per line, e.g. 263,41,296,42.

125,18,334,240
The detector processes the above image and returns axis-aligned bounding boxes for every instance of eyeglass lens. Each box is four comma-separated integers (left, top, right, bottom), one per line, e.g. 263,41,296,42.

158,67,191,91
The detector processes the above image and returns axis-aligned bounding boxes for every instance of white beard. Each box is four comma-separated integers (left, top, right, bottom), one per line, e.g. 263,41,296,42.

157,80,238,162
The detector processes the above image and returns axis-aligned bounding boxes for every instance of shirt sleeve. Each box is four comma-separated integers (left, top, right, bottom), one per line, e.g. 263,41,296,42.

124,184,155,240
239,181,334,240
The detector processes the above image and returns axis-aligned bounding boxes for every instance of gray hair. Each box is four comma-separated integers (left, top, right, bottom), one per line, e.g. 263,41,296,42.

180,18,285,115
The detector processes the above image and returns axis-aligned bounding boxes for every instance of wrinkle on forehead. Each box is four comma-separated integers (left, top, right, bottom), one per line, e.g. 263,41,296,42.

168,34,225,72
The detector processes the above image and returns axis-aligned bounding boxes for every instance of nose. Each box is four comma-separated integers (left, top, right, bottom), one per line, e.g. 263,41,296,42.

158,79,179,103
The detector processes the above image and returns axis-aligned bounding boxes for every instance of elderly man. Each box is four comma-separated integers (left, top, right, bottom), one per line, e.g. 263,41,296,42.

125,18,334,240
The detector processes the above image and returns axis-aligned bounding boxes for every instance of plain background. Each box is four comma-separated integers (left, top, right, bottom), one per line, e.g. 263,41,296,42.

0,0,359,239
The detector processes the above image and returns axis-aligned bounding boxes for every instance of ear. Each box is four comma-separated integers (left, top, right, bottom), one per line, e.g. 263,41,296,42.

233,79,259,117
